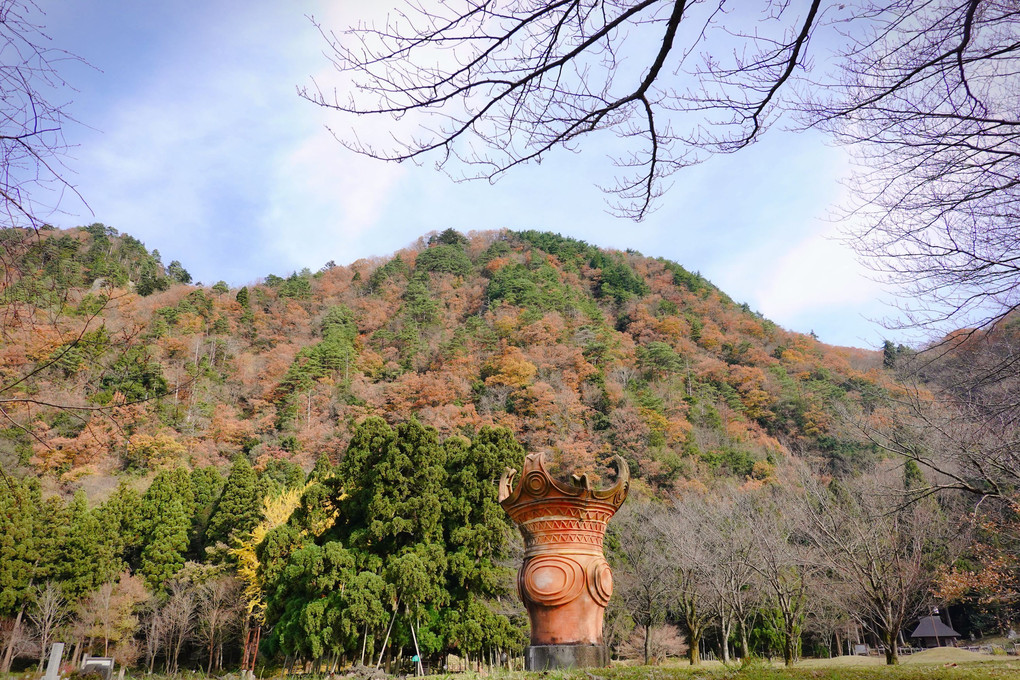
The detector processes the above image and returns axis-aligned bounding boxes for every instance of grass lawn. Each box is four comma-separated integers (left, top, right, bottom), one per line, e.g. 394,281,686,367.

442,649,1020,680
569,649,1020,680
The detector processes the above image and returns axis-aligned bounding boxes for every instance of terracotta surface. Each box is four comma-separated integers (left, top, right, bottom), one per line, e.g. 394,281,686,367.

499,453,629,646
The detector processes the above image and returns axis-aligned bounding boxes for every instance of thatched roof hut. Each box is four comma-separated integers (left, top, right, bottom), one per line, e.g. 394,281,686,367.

909,616,960,648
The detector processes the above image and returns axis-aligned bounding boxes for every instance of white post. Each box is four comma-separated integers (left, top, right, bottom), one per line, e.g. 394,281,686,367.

44,643,64,680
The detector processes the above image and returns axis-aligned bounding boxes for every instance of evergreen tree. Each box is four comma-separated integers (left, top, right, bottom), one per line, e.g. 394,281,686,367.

256,458,304,500
167,260,192,284
445,427,525,596
336,418,447,557
139,496,190,589
206,456,261,547
58,490,122,598
190,466,224,555
0,479,48,672
904,458,926,491
264,418,529,662
0,479,42,616
97,482,144,570
883,340,897,369
401,271,439,327
138,468,194,589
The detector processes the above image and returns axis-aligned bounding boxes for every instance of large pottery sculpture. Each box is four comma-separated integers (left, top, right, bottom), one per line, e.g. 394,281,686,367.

498,453,629,670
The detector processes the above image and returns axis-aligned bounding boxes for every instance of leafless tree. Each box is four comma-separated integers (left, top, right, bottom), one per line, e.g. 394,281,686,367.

802,573,856,658
617,624,687,663
745,486,818,666
0,613,32,672
308,1,831,220
82,582,115,657
0,0,83,231
611,502,675,666
802,469,963,664
659,493,717,665
847,339,1020,502
141,602,166,675
0,0,84,341
810,0,1020,333
700,490,761,662
196,575,242,673
27,582,64,671
162,580,197,674
317,2,1020,332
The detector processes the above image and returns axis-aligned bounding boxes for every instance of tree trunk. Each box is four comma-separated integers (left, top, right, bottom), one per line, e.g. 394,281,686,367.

720,618,731,664
687,629,701,665
251,625,261,674
643,624,651,665
883,629,898,665
376,598,399,670
1,603,26,673
409,617,424,677
240,617,251,671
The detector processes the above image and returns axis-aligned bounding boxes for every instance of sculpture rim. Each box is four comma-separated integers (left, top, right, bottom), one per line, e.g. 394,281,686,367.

498,452,630,509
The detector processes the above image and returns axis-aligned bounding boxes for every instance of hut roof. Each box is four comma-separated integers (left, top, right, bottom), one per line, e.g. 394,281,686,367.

909,616,960,639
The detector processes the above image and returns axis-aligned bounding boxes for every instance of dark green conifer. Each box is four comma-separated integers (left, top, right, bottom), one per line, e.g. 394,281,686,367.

0,479,42,616
139,496,190,589
206,455,261,547
97,482,144,569
59,490,122,598
189,466,224,555
138,468,194,589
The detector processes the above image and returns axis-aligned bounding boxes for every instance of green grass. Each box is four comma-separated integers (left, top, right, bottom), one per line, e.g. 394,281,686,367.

424,650,1020,680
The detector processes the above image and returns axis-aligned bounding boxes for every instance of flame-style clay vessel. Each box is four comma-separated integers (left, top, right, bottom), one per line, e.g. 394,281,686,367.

499,453,629,670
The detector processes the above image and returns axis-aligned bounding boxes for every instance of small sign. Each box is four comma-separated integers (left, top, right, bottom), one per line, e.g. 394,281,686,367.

411,655,420,663
82,657,115,680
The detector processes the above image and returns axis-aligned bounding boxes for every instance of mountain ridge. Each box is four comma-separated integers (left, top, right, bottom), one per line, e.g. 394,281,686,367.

0,225,892,499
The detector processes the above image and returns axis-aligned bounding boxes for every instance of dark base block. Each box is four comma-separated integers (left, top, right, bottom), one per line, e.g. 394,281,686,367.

525,645,609,670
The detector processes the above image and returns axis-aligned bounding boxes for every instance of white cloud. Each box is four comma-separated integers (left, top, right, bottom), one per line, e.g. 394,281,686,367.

755,226,884,320
40,2,902,347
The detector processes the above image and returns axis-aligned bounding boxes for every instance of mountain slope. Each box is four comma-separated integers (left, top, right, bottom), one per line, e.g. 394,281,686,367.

0,226,894,495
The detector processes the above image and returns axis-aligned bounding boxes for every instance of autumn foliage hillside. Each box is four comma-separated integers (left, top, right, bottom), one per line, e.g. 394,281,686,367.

1,225,896,496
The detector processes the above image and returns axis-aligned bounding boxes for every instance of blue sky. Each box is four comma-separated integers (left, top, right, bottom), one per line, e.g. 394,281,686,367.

39,1,897,349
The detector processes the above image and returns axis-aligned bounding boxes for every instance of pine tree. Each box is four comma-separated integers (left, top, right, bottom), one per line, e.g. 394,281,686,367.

904,458,925,491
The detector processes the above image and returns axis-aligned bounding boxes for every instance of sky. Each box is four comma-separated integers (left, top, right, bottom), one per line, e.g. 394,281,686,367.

37,1,899,349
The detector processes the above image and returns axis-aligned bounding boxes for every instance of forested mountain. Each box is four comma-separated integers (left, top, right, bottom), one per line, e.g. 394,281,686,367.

1,225,891,494
7,224,1001,673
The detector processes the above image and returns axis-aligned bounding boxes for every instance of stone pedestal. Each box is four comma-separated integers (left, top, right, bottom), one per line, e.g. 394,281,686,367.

525,645,609,671
499,453,629,670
